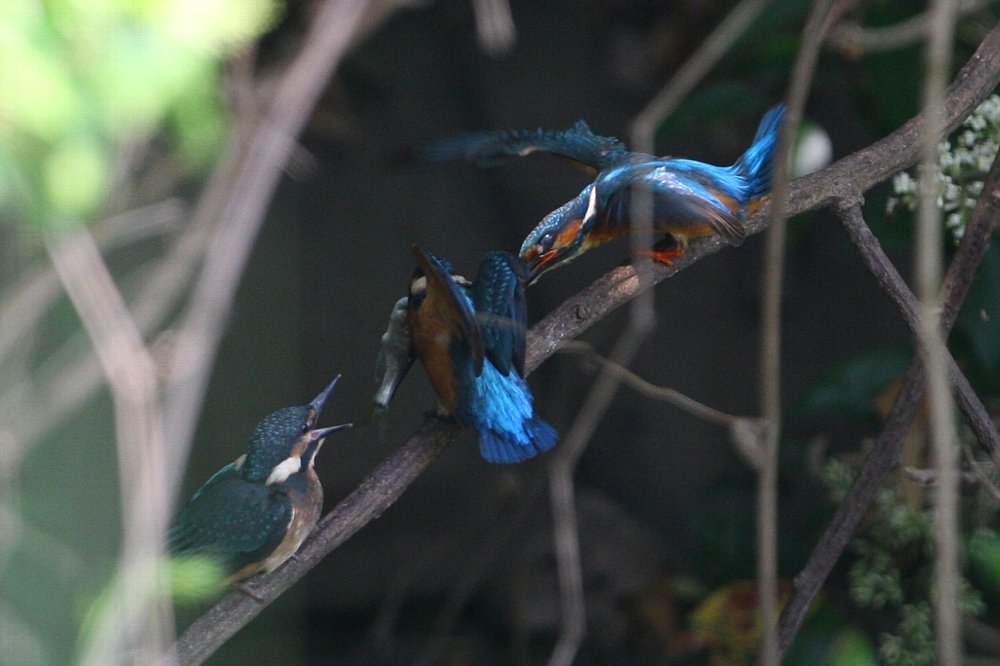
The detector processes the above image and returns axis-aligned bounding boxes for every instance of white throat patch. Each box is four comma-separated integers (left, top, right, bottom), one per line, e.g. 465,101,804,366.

583,185,599,224
266,456,302,486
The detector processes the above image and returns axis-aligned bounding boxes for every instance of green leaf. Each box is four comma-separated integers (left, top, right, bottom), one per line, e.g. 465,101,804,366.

42,135,109,222
827,628,878,666
168,554,227,605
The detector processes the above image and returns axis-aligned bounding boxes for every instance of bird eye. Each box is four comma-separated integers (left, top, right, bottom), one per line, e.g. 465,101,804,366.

540,232,555,250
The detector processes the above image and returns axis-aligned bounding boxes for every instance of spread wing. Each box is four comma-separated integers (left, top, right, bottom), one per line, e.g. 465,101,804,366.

170,466,292,572
472,252,527,377
423,120,631,172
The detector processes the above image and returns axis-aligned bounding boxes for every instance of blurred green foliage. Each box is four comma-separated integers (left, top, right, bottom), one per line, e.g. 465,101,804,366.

0,0,279,227
821,458,987,665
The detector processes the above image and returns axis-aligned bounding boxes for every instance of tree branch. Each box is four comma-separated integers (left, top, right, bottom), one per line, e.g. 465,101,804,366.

46,231,173,663
836,201,1000,465
828,0,993,57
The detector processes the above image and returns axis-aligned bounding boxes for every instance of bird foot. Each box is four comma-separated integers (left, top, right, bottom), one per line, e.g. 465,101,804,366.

632,246,685,267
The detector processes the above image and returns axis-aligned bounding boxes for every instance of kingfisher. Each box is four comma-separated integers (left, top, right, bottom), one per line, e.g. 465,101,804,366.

170,377,352,584
388,246,558,463
427,106,785,282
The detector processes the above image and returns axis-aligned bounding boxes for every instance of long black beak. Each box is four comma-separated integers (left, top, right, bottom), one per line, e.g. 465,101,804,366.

310,375,341,416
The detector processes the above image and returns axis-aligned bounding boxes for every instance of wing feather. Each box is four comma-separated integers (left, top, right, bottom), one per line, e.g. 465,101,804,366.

472,252,527,377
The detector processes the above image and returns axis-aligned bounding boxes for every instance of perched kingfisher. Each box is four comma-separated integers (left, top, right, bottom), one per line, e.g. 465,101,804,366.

170,377,352,584
379,246,558,463
427,106,785,282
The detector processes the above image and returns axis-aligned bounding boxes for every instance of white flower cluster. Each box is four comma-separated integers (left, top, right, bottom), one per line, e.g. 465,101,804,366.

887,94,1000,242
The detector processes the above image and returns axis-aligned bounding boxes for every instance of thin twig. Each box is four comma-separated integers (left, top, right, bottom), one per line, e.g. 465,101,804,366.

46,231,173,664
828,0,993,57
903,466,980,486
556,340,742,427
548,329,649,666
471,0,516,56
0,198,184,370
630,0,774,153
918,3,962,660
961,445,1000,504
558,339,768,468
757,1,837,661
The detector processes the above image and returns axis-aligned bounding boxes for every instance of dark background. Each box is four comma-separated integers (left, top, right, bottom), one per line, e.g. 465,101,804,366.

13,0,1000,663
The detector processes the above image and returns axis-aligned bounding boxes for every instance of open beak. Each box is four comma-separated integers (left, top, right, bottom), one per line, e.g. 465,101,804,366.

522,246,558,284
300,422,352,469
310,422,353,442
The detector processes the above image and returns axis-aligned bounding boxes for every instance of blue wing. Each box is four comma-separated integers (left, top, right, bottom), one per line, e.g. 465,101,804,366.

423,120,632,172
593,161,745,244
472,252,527,377
170,466,292,572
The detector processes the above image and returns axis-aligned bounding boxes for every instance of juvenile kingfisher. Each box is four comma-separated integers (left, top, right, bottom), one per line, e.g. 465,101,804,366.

170,377,352,583
381,246,558,463
428,106,785,282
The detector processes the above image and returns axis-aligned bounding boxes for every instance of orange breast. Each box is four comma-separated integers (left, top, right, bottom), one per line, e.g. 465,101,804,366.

224,472,323,584
657,221,716,238
408,303,461,413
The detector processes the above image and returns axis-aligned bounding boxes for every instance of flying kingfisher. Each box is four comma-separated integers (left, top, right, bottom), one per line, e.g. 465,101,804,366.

170,377,352,583
375,247,558,463
427,105,785,282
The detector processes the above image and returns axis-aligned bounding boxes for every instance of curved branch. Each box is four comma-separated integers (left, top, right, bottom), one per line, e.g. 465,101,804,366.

175,17,1000,664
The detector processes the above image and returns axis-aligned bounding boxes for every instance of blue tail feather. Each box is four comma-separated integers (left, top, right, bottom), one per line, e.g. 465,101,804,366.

478,417,559,464
735,104,785,200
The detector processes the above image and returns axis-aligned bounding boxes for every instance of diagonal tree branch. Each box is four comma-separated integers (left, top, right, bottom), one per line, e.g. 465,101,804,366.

175,17,1000,664
837,200,1000,464
776,120,1000,657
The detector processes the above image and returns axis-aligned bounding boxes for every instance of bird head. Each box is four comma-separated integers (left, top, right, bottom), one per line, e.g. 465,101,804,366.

241,376,352,485
519,185,594,283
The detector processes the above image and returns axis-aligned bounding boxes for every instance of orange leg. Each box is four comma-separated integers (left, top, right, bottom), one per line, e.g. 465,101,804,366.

633,246,686,266
632,235,687,267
